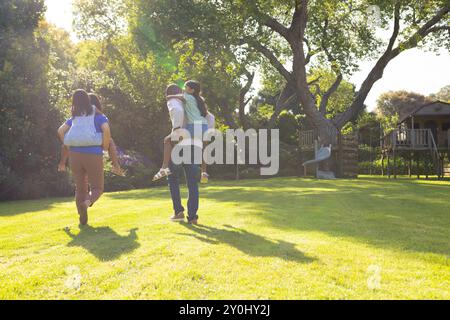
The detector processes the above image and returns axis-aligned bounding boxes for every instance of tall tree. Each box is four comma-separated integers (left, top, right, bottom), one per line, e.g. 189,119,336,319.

0,0,68,199
131,0,259,129
430,85,450,102
73,0,176,164
376,90,431,120
144,0,449,143
172,40,255,129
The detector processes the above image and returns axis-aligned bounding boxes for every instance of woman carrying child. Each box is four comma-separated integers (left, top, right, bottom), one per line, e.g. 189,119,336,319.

57,90,112,225
58,93,125,177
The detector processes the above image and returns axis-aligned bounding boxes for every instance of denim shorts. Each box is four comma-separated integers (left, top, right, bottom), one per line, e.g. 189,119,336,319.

186,123,208,140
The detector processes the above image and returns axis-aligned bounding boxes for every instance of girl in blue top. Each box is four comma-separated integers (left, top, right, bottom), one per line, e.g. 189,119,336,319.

58,94,125,176
57,89,111,225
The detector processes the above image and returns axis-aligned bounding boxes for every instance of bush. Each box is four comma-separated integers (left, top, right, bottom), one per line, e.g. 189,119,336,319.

0,162,21,200
104,149,160,192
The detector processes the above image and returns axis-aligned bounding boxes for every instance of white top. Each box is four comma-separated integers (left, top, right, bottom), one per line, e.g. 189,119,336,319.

205,112,215,129
167,98,185,130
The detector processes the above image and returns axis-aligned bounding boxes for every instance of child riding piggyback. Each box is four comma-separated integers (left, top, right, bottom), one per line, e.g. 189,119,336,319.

153,80,214,183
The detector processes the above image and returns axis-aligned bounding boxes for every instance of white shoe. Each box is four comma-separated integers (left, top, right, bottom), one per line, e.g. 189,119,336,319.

200,172,209,184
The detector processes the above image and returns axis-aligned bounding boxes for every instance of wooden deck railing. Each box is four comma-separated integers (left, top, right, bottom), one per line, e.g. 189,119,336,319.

383,129,435,150
299,127,339,149
384,128,450,150
299,129,317,148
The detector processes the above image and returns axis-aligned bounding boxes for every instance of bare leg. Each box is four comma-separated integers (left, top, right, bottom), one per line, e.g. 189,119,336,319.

201,141,209,183
162,134,173,169
201,141,207,174
153,133,179,182
83,154,104,207
108,139,125,176
69,152,89,224
58,145,70,172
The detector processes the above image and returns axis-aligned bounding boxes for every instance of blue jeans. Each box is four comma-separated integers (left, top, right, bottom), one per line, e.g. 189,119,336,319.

167,161,200,221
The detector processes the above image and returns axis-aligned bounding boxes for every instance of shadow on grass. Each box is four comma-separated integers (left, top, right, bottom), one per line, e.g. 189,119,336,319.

0,197,72,217
64,226,140,261
179,223,315,263
198,178,450,257
103,177,450,256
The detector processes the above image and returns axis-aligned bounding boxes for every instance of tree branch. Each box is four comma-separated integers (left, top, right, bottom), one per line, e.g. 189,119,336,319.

268,84,298,129
319,73,342,115
387,2,401,52
289,0,303,34
248,2,290,40
333,5,449,128
239,71,255,129
245,38,294,83
423,25,450,37
304,37,319,65
307,76,321,86
260,13,290,39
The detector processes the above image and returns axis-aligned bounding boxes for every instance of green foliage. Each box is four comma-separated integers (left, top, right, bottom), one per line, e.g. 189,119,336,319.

356,111,382,147
308,68,356,116
71,3,175,164
172,39,247,127
376,90,431,118
73,0,128,41
430,85,450,102
276,111,300,145
0,0,68,200
1,1,448,199
375,90,431,131
141,0,449,134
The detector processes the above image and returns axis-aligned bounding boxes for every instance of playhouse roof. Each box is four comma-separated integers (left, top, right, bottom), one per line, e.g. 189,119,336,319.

398,101,450,124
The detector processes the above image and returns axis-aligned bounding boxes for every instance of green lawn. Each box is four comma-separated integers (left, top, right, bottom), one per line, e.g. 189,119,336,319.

0,176,449,299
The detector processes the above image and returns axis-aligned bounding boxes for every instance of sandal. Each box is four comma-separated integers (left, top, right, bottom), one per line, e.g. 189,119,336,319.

112,165,127,177
200,172,209,184
153,168,172,181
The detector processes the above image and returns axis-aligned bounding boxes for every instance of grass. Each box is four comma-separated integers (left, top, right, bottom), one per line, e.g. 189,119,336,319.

0,176,449,299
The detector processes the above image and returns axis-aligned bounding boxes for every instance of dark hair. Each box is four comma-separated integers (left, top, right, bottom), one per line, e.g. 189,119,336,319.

166,84,183,96
72,89,93,117
89,93,102,111
185,80,207,117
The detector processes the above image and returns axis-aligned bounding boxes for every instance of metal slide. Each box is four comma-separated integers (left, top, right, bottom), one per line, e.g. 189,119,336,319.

302,144,336,179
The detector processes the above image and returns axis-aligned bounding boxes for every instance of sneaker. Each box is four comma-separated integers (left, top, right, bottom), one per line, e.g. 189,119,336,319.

79,205,88,226
188,219,198,225
200,172,209,184
170,212,185,222
153,168,172,181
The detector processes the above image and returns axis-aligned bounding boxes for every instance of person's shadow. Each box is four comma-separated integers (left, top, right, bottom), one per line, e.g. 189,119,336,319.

179,224,314,263
64,226,140,261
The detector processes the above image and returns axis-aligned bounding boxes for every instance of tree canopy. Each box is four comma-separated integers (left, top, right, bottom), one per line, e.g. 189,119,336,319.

0,0,448,199
143,0,449,141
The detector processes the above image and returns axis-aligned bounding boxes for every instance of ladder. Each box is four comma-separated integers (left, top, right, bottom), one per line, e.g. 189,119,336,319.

428,130,443,178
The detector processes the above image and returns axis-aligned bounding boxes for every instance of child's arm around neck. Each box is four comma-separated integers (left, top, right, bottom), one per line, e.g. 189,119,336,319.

167,94,185,102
